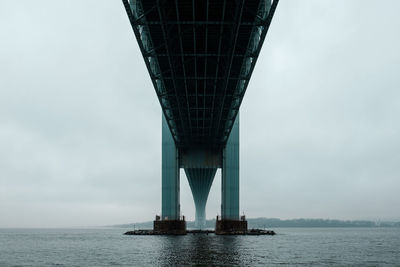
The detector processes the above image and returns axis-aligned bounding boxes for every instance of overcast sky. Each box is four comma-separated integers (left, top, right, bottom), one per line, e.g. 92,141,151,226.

1,0,399,228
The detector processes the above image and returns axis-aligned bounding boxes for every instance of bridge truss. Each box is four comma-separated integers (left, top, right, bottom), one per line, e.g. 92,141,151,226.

123,0,279,149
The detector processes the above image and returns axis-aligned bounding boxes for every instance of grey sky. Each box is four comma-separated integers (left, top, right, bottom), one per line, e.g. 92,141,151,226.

1,0,399,228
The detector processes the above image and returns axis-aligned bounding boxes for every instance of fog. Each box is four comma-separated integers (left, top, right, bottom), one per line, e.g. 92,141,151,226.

1,0,399,227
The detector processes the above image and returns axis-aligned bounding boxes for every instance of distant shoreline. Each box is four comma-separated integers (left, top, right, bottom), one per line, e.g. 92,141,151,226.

113,218,400,229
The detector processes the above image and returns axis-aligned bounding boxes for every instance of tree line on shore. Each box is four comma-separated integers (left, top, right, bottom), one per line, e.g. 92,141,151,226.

114,218,400,229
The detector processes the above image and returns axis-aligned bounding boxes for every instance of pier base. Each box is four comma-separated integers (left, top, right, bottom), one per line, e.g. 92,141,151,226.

153,219,186,235
215,216,248,235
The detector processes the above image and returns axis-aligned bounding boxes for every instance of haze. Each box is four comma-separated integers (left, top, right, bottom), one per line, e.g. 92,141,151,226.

1,0,399,228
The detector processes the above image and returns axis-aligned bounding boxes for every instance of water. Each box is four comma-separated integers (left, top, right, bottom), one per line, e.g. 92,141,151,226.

0,228,399,266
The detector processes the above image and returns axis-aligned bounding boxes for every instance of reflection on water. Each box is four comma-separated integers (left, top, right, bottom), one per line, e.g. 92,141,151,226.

157,235,242,265
1,228,400,266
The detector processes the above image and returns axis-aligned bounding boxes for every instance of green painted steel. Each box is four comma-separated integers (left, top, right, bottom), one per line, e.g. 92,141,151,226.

184,168,217,228
180,148,221,168
161,114,180,220
221,114,240,220
123,0,279,148
122,0,279,227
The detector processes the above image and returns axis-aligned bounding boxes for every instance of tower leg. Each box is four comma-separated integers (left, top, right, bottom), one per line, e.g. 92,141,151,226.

221,114,239,220
217,114,247,234
154,114,186,234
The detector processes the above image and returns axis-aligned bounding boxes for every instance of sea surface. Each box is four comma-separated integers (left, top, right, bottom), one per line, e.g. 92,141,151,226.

0,227,399,266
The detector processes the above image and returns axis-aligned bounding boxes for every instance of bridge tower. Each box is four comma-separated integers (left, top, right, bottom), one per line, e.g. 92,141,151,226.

160,112,240,229
123,0,279,234
158,113,244,232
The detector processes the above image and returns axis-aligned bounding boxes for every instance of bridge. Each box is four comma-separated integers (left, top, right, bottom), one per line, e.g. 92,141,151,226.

123,0,278,233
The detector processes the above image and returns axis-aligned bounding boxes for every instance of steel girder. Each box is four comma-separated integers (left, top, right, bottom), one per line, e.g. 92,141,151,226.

123,0,279,149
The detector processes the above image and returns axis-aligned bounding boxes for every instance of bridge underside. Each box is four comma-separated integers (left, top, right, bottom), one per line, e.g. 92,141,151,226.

123,0,278,230
124,0,278,149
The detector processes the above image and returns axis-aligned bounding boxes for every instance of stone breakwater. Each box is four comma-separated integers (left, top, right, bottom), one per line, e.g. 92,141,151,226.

124,229,276,236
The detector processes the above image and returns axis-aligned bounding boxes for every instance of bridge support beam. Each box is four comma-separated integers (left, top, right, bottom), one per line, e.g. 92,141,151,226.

221,115,240,220
161,114,180,220
155,114,186,234
217,114,247,234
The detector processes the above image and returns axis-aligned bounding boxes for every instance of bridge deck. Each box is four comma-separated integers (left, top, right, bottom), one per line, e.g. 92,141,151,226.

123,0,278,148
